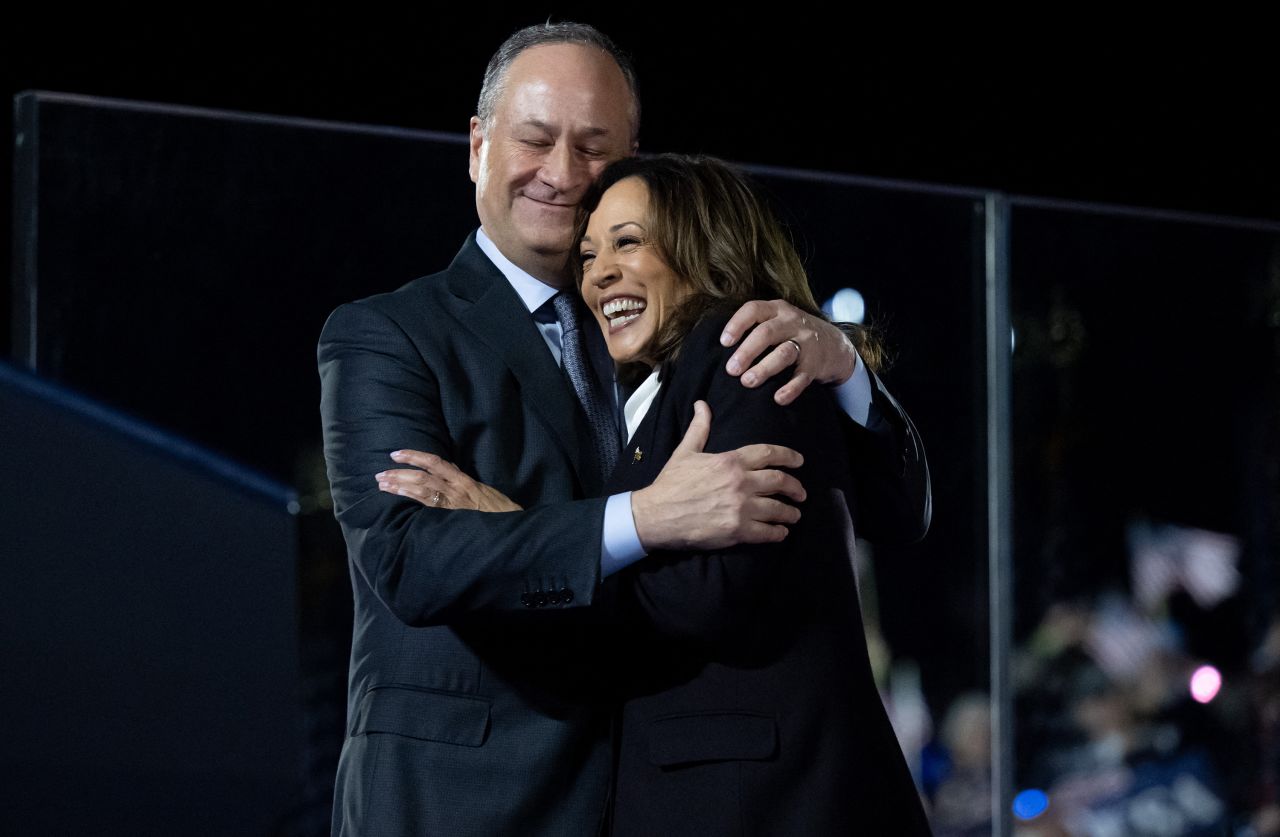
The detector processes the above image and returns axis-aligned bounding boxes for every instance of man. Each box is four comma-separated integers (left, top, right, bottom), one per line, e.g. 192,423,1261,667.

318,23,928,837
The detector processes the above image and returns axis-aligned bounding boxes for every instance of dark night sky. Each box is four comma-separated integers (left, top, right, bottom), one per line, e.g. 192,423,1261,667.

4,11,1277,224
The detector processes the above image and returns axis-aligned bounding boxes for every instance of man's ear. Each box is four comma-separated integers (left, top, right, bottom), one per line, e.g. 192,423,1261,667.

468,116,485,184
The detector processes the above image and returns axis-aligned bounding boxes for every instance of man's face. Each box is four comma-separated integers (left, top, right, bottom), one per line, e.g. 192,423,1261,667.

469,43,637,286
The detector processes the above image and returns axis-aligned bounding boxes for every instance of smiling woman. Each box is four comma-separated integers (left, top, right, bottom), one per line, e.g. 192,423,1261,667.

567,154,934,836
577,176,693,367
573,154,832,397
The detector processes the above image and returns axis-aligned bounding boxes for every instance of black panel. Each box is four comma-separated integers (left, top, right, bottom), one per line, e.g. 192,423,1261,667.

0,361,305,834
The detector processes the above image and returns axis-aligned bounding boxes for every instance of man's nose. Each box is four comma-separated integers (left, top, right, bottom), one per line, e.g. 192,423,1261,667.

540,142,587,193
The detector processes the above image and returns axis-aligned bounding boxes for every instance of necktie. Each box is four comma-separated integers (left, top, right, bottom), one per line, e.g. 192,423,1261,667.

551,292,620,479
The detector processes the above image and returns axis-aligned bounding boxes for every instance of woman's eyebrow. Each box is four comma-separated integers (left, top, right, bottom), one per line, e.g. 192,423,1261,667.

610,221,645,233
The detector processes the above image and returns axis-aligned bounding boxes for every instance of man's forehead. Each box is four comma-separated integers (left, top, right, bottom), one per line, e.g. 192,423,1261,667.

494,44,635,134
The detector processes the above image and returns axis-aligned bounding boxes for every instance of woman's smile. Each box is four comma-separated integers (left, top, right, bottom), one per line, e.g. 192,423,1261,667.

579,176,689,366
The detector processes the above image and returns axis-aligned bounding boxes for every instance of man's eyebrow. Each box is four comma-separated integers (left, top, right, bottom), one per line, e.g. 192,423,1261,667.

519,119,613,138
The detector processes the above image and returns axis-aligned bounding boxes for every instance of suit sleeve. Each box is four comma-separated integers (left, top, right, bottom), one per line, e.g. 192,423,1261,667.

841,369,932,545
318,300,605,628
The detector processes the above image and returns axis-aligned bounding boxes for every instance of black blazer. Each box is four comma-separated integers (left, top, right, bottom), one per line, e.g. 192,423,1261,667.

603,312,933,837
318,235,616,836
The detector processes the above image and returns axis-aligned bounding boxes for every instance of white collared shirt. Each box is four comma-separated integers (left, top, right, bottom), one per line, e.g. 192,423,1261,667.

475,228,565,364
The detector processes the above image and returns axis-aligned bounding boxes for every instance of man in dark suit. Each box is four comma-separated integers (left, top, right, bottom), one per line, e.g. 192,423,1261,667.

319,23,924,837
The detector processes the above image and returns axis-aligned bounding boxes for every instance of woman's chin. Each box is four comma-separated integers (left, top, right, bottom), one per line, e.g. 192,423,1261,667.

605,330,652,367
607,346,655,368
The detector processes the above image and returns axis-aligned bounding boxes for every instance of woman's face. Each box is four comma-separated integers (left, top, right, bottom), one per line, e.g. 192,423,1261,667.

579,177,690,366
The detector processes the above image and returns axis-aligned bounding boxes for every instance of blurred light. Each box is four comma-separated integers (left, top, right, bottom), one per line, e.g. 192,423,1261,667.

1190,665,1222,704
821,288,865,324
1013,789,1049,820
1011,327,1017,353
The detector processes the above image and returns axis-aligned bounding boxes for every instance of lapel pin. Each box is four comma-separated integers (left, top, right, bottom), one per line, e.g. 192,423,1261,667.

632,447,643,463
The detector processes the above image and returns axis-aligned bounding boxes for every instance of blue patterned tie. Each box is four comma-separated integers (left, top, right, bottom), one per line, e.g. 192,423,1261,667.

551,292,620,479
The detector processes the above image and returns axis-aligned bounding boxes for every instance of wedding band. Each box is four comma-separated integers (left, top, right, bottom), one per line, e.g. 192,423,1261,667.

785,338,802,360
430,490,444,507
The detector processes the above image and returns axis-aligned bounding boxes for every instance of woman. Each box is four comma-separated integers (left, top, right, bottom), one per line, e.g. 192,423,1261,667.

385,155,932,835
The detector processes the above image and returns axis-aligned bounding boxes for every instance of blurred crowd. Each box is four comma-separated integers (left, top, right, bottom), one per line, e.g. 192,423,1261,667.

877,520,1278,836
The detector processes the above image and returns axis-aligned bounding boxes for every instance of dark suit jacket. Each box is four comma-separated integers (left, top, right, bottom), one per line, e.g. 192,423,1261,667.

318,234,616,836
603,312,933,837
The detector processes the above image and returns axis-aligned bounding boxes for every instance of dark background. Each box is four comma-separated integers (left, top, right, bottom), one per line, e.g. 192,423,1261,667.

4,12,1276,832
4,12,1277,272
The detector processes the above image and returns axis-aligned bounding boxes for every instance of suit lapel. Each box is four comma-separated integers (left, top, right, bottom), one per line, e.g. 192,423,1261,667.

446,236,595,487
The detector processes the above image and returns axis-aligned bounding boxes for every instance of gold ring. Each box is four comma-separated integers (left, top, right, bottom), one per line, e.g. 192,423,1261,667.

785,338,801,360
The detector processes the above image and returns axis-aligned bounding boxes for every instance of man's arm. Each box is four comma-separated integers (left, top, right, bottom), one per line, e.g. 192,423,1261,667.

718,299,931,544
843,367,931,544
319,301,606,627
320,300,808,627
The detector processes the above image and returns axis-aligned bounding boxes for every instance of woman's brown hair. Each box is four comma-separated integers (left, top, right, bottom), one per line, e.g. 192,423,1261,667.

572,154,882,375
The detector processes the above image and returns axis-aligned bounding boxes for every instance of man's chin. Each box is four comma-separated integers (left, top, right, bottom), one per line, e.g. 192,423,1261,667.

522,233,576,261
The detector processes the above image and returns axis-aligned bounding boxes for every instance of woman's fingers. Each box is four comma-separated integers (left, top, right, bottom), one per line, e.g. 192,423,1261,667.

377,467,452,507
390,449,472,486
381,450,522,512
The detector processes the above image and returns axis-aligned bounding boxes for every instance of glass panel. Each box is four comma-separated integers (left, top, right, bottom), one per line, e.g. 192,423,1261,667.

1009,200,1280,835
13,93,996,832
757,169,993,824
13,92,476,483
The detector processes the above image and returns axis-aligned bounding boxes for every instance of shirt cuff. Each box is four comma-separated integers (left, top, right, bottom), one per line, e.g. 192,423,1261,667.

601,492,647,578
834,349,874,427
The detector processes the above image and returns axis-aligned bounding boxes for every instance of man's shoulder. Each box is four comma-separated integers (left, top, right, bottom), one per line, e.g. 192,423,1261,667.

350,269,449,312
331,236,493,322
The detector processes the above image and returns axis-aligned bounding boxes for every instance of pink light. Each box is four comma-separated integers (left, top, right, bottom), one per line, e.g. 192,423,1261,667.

1189,665,1222,704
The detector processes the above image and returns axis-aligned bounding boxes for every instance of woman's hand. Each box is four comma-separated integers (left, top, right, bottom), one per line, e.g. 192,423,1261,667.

376,450,523,512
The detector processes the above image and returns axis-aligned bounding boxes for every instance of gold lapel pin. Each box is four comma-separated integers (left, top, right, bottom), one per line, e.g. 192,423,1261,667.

632,447,643,463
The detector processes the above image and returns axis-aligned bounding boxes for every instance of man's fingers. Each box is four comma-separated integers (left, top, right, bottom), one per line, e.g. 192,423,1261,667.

772,372,812,407
673,400,712,457
743,469,807,504
749,496,803,526
738,341,802,389
719,300,774,351
734,442,804,472
725,318,781,379
737,521,791,544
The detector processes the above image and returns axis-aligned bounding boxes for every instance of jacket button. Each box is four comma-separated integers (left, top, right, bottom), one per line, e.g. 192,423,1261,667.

534,591,548,607
560,588,574,604
520,592,534,607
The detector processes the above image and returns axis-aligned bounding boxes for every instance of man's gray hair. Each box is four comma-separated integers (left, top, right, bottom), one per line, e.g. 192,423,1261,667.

476,22,640,141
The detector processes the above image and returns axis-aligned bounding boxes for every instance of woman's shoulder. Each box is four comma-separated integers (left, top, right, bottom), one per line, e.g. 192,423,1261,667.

668,307,738,371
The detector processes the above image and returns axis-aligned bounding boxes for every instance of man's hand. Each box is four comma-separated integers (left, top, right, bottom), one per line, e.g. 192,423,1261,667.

377,450,523,512
631,401,806,551
720,299,859,406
